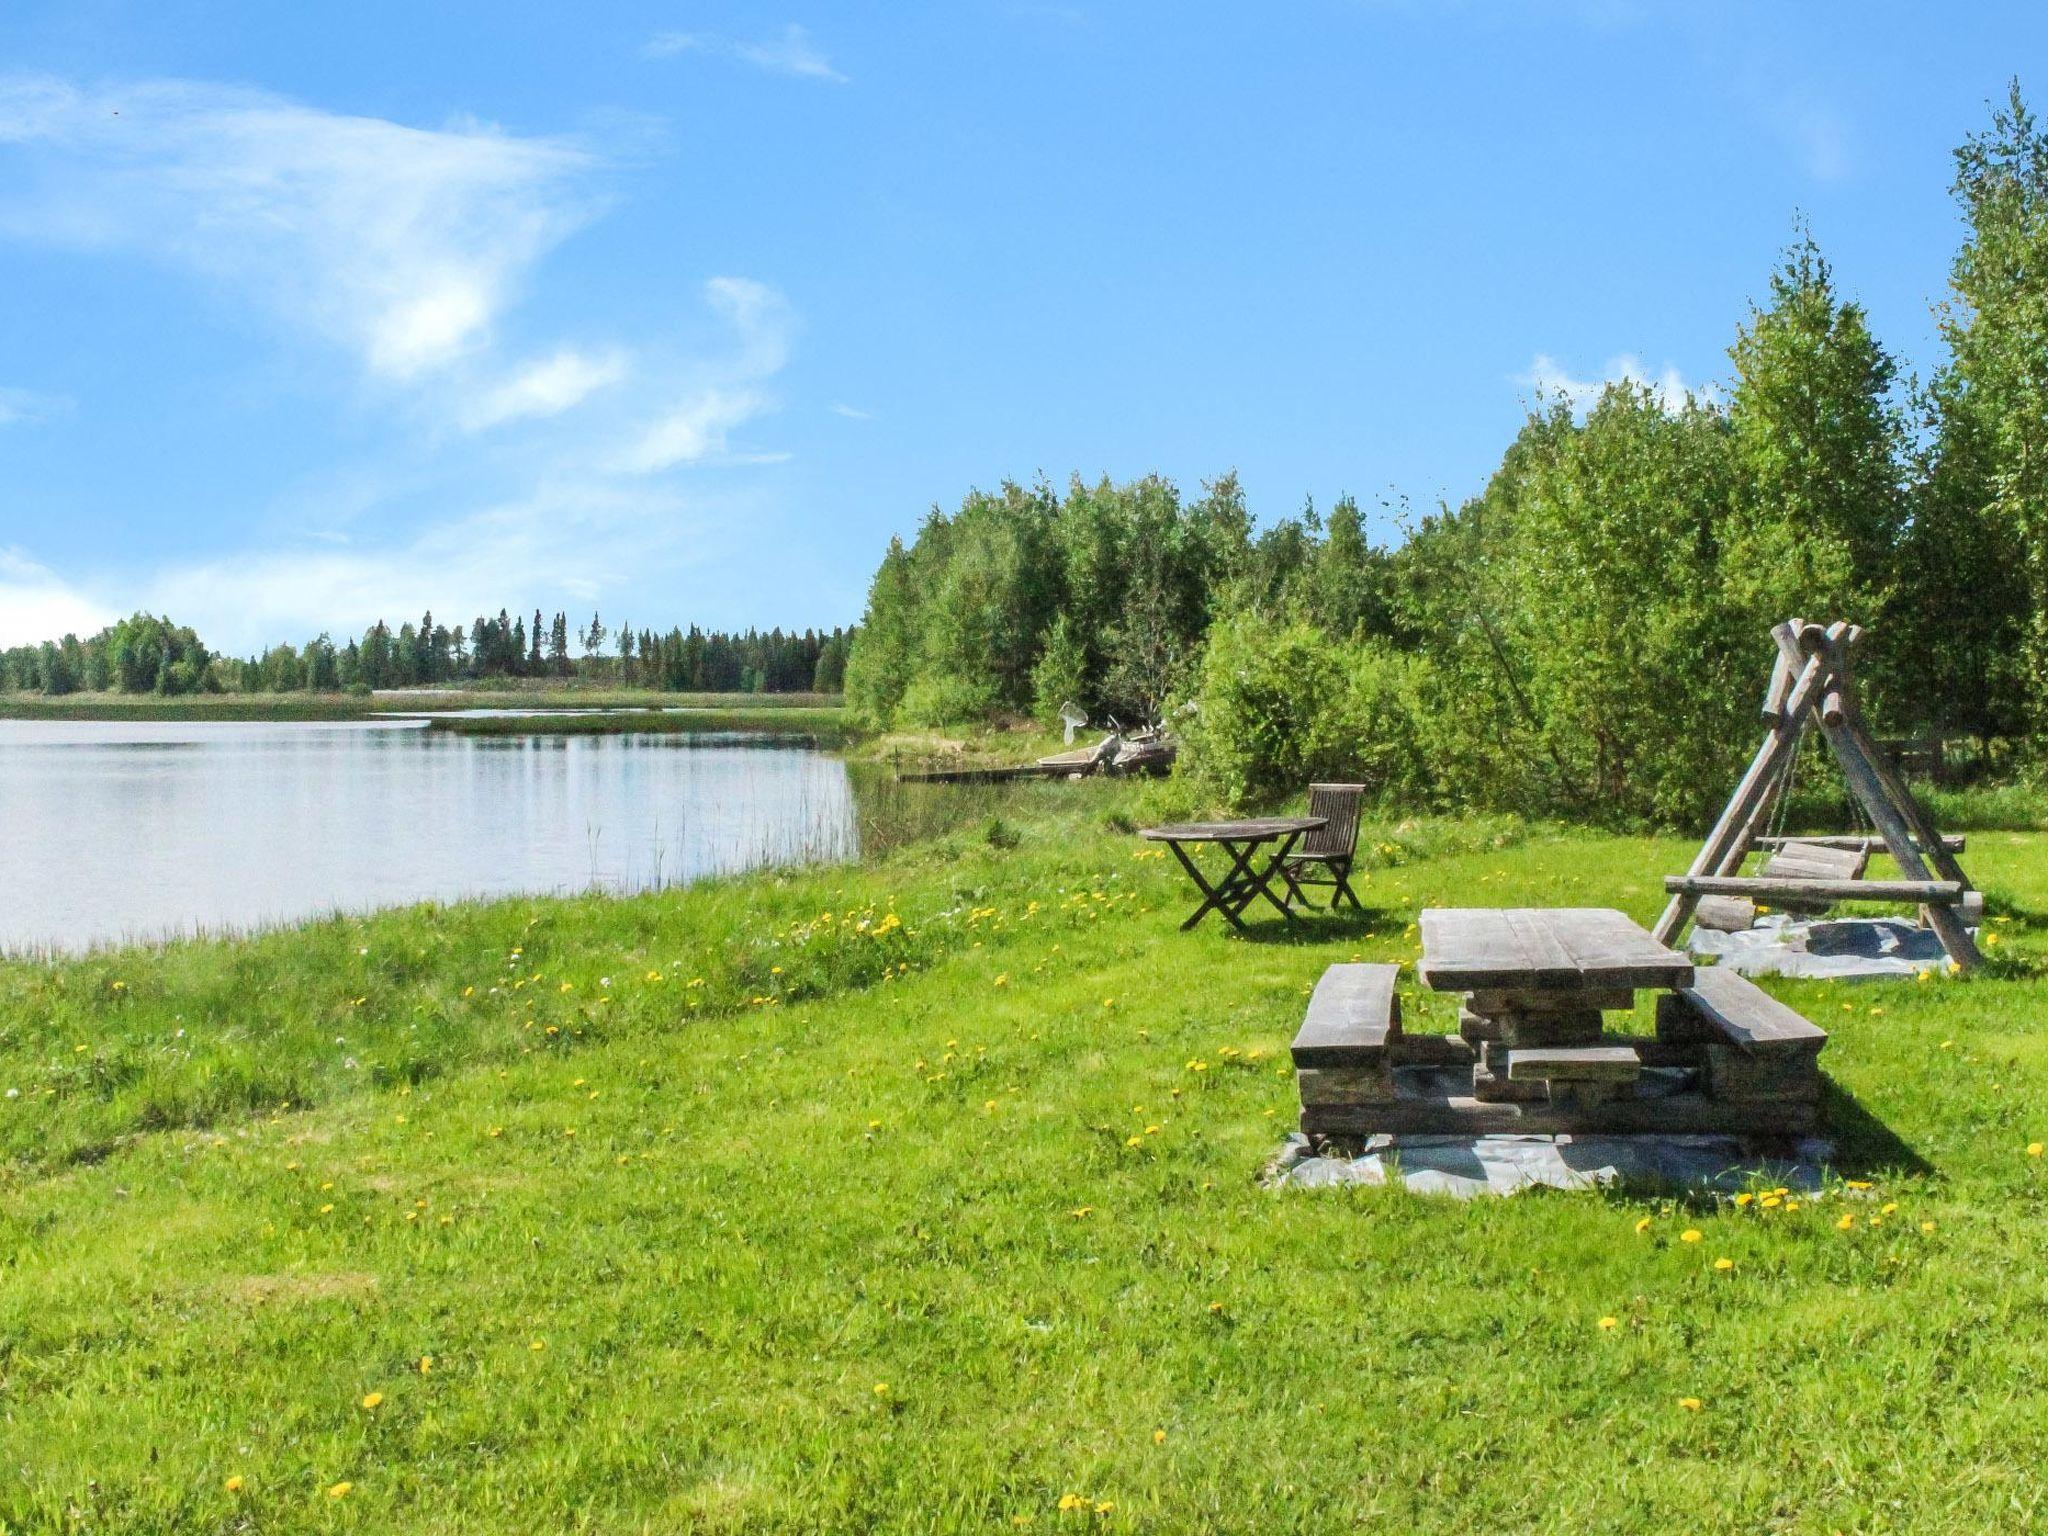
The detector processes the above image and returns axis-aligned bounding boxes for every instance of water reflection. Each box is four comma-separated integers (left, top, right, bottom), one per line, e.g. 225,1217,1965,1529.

0,720,858,954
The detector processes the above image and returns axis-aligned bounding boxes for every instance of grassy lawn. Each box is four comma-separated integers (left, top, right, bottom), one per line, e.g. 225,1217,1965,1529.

4,796,2048,1531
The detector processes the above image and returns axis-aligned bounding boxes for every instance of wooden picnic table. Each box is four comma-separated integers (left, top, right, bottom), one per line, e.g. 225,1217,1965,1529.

1140,817,1325,931
1416,908,1693,1104
1417,907,1693,994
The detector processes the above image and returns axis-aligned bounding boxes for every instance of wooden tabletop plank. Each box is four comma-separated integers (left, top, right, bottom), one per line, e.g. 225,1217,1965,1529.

1139,818,1323,843
1418,907,1691,992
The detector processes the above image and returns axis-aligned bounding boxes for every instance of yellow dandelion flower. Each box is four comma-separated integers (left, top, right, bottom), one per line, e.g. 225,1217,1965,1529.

529,1339,546,1351
1680,1229,1702,1244
1920,1220,1936,1233
1125,1135,1143,1148
1633,1216,1652,1234
1836,1213,1856,1230
1153,1429,1166,1444
419,1355,433,1373
327,1481,353,1499
1881,1201,1899,1215
224,1475,245,1493
1597,1316,1618,1330
318,1203,334,1215
360,1392,383,1410
873,1382,889,1396
1733,1192,1753,1207
1677,1397,1702,1412
1713,1257,1734,1272
2030,1142,2044,1158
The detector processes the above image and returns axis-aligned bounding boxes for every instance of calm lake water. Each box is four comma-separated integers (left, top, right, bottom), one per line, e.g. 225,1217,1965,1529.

0,720,859,955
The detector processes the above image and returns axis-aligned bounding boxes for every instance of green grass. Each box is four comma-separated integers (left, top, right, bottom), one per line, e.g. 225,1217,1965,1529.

0,693,374,721
5,798,2048,1532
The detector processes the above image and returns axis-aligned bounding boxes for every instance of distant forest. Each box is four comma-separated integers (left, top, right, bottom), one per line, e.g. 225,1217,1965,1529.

0,609,852,696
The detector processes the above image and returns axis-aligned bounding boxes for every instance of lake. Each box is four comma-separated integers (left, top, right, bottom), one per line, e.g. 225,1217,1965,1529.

0,719,860,955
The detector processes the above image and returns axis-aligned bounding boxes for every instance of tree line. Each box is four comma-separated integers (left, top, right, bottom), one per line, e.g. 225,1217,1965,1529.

1,609,852,697
846,84,2048,825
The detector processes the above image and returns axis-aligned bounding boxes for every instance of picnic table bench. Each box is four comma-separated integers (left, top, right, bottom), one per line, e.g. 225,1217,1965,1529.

1290,907,1829,1139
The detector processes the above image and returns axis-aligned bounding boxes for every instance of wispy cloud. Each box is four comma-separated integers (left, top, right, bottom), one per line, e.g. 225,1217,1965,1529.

0,77,806,653
460,348,629,432
0,75,600,381
0,548,114,646
643,24,848,83
139,481,695,650
829,402,874,421
614,277,796,472
1516,352,1715,415
0,385,67,427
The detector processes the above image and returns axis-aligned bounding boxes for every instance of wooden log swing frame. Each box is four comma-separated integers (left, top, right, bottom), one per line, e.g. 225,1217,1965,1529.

1652,619,1984,974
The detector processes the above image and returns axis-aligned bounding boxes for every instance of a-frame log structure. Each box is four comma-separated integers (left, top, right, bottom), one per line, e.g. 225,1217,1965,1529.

1652,619,1983,973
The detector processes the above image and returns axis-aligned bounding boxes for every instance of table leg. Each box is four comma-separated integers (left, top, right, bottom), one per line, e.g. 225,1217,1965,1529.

1235,831,1308,922
1166,840,1247,931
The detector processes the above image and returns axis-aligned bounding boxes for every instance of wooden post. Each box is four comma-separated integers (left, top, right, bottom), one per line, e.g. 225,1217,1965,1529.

1651,626,1827,948
1770,624,1982,973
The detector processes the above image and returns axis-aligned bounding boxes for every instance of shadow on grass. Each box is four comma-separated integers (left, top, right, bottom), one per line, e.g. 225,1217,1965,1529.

1230,906,1394,947
1818,1076,1934,1178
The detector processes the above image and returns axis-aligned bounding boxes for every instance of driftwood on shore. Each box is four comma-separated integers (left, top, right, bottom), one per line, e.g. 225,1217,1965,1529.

894,728,1177,784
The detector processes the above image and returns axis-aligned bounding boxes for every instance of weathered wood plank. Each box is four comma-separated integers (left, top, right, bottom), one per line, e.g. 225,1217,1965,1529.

1506,1046,1643,1083
1664,875,1963,903
1289,963,1400,1068
1295,1067,1397,1105
1760,841,1867,882
1421,908,1690,992
1754,834,1965,854
1468,987,1634,1014
1655,968,1827,1057
1301,1093,1818,1138
1693,894,1757,932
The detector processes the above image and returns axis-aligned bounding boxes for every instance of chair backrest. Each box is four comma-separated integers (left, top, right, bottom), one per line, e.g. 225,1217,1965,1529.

1300,783,1366,857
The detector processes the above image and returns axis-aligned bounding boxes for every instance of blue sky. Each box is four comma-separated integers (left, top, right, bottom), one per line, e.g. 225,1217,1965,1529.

0,2,2039,653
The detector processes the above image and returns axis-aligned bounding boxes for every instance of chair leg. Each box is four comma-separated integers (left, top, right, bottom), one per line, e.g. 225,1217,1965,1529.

1330,861,1362,911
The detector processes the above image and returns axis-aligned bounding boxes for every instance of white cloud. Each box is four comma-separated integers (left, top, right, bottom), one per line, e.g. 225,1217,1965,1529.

614,277,797,472
829,402,874,421
0,75,599,380
141,481,696,653
616,387,772,473
643,24,848,83
0,548,115,646
0,386,68,426
1517,352,1715,415
460,348,629,431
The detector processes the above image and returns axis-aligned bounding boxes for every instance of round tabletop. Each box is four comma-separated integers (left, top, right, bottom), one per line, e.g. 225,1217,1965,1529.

1140,817,1325,842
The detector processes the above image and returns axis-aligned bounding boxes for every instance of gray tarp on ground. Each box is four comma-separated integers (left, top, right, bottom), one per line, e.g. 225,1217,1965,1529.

1271,1132,1835,1199
1688,913,1955,980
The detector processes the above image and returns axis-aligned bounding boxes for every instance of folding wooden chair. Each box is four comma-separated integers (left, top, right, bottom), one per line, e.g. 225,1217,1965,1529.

1277,783,1366,912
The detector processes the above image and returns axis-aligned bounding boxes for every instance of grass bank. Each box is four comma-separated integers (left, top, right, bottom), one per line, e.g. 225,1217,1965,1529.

4,796,2048,1532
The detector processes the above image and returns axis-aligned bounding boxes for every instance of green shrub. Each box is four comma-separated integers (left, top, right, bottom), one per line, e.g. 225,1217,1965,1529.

1178,615,1431,809
896,674,1001,728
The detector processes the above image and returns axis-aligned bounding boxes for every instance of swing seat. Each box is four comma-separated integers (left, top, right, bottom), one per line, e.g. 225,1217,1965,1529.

1756,839,1870,915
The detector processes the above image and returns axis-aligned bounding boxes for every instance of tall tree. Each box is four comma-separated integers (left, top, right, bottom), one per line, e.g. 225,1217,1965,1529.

1722,229,1910,710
